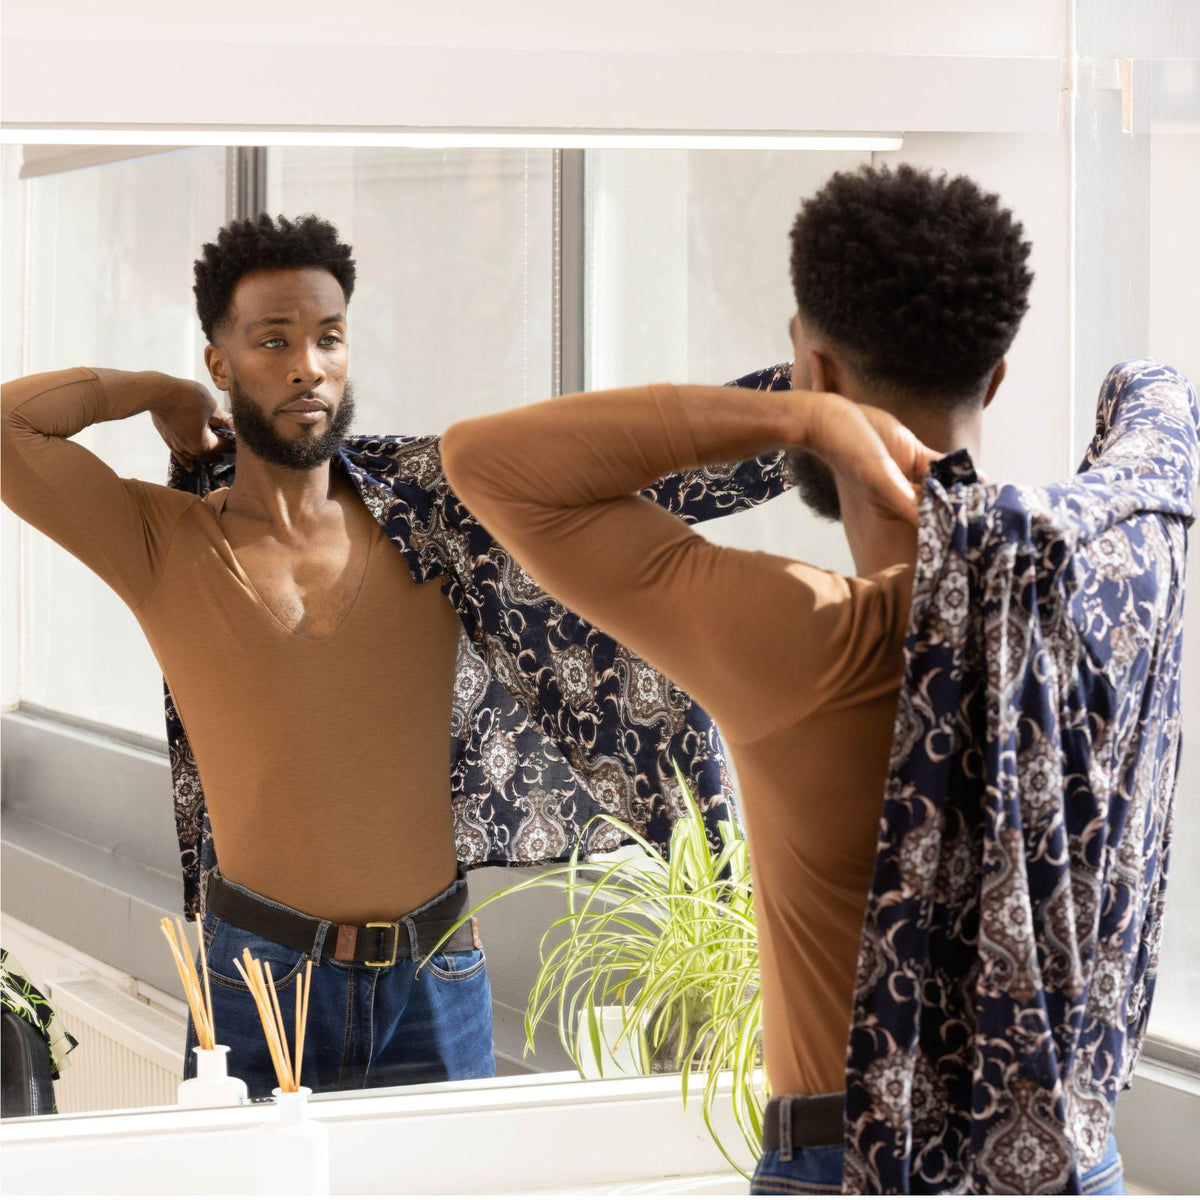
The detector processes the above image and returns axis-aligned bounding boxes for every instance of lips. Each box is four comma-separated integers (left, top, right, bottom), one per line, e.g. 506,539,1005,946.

280,401,328,414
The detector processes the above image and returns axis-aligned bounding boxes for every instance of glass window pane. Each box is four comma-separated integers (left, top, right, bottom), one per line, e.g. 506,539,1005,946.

584,148,873,575
19,147,228,739
264,147,554,432
1072,3,1200,1052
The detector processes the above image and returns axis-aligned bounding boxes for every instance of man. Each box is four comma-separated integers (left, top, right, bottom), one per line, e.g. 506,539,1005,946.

1,215,792,1099
442,165,1187,1193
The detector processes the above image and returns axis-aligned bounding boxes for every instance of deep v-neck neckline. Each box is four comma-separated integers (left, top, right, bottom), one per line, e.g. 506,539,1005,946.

209,487,377,642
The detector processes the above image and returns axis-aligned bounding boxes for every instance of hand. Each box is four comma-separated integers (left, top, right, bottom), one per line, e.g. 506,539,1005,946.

796,391,940,526
149,379,235,473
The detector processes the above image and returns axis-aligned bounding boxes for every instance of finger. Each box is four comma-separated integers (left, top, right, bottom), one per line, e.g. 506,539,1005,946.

912,441,941,476
205,416,236,455
852,428,924,525
876,458,921,526
866,413,937,481
196,426,237,459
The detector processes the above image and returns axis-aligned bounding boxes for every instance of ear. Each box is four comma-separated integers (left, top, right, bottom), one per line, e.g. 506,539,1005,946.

807,349,836,395
982,359,1007,409
204,343,231,393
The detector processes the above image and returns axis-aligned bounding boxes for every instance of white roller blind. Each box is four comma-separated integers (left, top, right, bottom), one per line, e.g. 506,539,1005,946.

20,145,182,179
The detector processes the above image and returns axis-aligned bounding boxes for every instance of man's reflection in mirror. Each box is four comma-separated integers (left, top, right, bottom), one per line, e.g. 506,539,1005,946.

1,214,788,1099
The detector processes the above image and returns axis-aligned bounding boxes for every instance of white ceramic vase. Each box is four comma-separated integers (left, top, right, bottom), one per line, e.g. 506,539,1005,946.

255,1087,330,1196
176,1046,249,1108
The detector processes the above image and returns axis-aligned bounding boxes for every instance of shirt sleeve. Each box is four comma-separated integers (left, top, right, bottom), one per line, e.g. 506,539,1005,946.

1,367,189,609
442,383,905,745
639,363,794,525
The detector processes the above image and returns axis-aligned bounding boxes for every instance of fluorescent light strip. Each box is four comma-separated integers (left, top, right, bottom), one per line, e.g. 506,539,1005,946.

0,127,902,152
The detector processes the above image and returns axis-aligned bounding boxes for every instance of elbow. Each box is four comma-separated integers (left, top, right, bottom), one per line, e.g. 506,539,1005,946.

1,379,22,427
1,377,44,445
0,385,25,479
440,419,490,507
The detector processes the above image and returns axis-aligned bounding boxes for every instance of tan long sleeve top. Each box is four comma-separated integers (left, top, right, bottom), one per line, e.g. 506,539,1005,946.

442,383,913,1096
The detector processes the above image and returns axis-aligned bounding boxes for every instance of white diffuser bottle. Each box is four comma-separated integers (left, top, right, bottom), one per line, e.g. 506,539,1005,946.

255,1087,330,1196
177,1045,249,1108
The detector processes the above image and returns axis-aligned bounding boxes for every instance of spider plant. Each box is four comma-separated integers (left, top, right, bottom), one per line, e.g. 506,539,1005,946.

432,763,766,1175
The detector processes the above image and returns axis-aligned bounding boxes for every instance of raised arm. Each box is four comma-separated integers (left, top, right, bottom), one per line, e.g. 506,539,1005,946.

442,383,931,741
639,363,794,524
2,367,231,607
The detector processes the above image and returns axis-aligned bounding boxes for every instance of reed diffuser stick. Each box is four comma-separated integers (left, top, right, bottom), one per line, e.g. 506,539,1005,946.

234,949,315,1093
175,918,213,1046
233,956,289,1089
295,976,302,1083
160,917,215,1049
296,959,313,1087
264,962,294,1089
244,954,289,1087
196,914,214,1043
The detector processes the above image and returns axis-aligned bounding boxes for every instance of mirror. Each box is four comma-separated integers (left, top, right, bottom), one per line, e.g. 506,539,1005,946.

0,140,864,1119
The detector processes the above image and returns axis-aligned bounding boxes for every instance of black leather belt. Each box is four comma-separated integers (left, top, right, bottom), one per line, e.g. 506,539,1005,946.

761,1094,843,1153
205,870,481,967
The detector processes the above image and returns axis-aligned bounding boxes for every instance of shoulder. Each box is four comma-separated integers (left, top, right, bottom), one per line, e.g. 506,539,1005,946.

123,477,208,549
342,434,445,491
125,476,205,515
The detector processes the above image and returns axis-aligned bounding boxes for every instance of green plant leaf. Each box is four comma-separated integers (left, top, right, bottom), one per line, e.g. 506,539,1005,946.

438,765,762,1171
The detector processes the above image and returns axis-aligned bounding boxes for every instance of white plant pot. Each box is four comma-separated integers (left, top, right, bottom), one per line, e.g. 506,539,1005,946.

255,1087,330,1196
177,1046,248,1109
576,1005,644,1078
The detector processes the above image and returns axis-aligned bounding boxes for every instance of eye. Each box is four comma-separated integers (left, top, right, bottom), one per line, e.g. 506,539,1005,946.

319,333,343,347
261,337,285,349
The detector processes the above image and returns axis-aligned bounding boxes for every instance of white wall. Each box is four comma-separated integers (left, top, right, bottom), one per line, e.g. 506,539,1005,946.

574,127,1073,590
1142,130,1200,1047
0,2,1063,134
886,134,1073,483
1,0,1066,55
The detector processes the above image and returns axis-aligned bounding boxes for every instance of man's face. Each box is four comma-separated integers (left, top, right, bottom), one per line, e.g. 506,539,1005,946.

788,310,843,522
209,267,354,470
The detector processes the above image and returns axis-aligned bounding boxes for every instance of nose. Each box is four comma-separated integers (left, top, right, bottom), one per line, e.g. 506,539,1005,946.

288,344,325,391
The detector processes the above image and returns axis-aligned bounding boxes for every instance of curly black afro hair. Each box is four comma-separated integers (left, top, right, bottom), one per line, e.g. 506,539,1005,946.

790,164,1032,402
193,214,357,343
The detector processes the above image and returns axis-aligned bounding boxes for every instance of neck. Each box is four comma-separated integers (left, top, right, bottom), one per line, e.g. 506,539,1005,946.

838,488,919,578
892,402,983,468
838,396,983,578
224,453,339,532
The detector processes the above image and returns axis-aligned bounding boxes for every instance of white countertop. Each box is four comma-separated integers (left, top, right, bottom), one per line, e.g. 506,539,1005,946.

0,1070,754,1195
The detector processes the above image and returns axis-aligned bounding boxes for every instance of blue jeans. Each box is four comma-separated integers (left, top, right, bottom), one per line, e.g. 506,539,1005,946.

183,876,495,1099
750,1131,1125,1195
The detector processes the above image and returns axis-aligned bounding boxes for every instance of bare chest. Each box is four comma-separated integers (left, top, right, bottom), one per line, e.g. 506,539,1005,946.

222,511,375,639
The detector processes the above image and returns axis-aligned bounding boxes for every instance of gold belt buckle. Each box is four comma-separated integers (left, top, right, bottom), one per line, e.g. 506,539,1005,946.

364,921,402,967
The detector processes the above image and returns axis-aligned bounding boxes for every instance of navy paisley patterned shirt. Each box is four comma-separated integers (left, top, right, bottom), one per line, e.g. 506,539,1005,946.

844,361,1198,1194
164,366,794,919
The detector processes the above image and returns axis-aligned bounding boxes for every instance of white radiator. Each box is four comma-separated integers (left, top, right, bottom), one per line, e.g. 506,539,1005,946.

45,977,185,1114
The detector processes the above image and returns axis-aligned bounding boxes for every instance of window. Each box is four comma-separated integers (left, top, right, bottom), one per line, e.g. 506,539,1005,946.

13,147,227,738
263,147,554,429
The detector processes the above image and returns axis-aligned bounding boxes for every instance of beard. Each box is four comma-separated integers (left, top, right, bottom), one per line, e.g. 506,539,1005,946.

787,448,843,522
229,379,356,470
